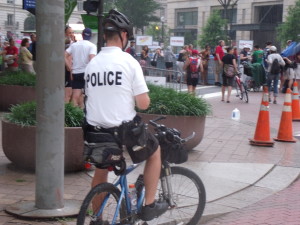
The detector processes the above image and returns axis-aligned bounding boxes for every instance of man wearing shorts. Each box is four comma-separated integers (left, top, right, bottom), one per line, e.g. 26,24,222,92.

84,9,168,223
65,28,96,108
214,40,225,86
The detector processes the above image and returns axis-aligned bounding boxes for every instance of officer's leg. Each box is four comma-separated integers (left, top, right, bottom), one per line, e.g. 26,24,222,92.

143,146,161,205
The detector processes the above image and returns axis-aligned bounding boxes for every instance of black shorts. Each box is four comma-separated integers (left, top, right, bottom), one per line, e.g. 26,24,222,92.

72,73,85,89
222,73,234,86
85,121,159,164
165,62,173,69
187,73,199,87
65,68,72,88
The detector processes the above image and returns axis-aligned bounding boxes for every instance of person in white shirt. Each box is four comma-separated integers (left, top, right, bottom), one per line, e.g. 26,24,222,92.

83,9,168,223
65,28,97,108
266,46,285,104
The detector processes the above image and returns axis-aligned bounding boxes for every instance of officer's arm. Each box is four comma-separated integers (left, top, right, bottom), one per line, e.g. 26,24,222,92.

135,93,150,110
89,54,95,61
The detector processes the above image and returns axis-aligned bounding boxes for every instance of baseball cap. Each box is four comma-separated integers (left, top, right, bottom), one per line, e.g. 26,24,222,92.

82,28,92,40
192,49,199,55
270,46,277,52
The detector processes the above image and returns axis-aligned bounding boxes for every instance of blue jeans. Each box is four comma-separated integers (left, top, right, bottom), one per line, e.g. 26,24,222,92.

267,72,279,97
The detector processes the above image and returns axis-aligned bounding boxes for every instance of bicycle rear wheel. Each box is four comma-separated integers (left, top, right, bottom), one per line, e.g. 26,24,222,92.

147,166,206,225
77,183,127,225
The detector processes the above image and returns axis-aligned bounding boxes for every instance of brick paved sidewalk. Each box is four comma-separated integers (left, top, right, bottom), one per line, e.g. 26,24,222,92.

205,177,300,225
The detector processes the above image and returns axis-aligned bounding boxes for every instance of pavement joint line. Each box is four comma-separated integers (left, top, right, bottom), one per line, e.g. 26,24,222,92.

206,164,276,204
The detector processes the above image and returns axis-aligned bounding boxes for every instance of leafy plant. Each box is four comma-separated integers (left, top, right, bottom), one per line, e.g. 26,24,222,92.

137,84,211,116
5,102,84,127
0,71,36,86
198,10,227,49
276,0,300,44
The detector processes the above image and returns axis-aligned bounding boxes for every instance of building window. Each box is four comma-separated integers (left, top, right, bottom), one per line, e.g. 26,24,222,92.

176,10,198,27
77,1,83,11
220,8,237,24
7,0,14,3
7,14,14,26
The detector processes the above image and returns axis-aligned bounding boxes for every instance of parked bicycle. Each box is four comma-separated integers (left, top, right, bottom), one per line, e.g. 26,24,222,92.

77,116,206,225
235,71,249,103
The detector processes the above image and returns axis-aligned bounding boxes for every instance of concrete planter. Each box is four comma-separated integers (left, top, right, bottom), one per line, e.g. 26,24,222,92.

0,85,36,111
138,113,206,150
2,120,84,172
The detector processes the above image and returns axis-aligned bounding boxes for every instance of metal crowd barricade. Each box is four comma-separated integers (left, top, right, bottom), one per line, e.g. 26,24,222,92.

142,66,184,92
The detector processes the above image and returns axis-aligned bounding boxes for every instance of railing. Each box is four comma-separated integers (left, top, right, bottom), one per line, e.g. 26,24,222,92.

142,66,184,92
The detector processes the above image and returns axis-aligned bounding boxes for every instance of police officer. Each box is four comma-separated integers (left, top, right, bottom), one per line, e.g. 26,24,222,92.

84,9,168,223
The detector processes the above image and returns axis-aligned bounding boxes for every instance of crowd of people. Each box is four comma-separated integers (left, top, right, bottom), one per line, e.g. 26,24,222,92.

2,27,300,106
127,39,300,101
0,34,36,74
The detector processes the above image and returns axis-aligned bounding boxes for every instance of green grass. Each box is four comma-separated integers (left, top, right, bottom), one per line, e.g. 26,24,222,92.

5,102,84,127
0,71,36,86
137,84,211,116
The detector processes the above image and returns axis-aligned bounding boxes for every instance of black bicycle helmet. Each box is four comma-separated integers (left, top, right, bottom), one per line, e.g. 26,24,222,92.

103,9,134,40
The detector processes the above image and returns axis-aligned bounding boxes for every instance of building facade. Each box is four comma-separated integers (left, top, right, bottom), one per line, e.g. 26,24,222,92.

0,0,84,40
167,0,297,49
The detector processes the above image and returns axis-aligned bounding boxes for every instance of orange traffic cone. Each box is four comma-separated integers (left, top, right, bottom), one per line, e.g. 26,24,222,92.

249,87,274,147
291,81,300,121
274,88,297,142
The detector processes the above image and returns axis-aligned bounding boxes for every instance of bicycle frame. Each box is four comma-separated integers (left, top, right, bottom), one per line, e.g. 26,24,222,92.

235,74,242,86
97,163,145,224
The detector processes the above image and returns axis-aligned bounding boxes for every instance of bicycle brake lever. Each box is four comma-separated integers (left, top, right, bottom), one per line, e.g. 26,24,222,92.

182,132,196,143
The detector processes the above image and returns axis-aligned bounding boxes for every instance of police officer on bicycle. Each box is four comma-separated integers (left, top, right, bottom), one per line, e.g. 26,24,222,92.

83,9,168,223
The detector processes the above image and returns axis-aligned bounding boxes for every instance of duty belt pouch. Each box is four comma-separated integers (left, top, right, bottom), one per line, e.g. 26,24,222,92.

121,116,148,150
83,131,122,165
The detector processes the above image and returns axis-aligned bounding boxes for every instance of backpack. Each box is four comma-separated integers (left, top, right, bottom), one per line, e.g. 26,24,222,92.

189,57,198,73
270,58,281,74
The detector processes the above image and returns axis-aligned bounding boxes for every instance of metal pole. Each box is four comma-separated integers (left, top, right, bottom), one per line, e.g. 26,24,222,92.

35,0,65,209
97,0,104,52
13,0,15,36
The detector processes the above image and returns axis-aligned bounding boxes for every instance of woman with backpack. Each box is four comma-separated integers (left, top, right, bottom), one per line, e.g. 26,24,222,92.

183,49,203,95
266,46,285,104
221,47,239,103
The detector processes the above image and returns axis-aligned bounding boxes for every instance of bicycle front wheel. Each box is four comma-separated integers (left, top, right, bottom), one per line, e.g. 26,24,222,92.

77,183,127,225
149,166,206,225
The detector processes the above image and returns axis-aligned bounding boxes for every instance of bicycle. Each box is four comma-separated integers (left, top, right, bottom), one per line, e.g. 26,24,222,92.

235,72,249,103
77,116,206,225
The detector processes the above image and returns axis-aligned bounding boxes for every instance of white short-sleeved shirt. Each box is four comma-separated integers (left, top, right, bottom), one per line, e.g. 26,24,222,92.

66,40,97,74
84,46,149,128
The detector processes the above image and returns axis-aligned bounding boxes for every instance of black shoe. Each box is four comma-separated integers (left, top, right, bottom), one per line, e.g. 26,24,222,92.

89,219,109,225
139,200,169,221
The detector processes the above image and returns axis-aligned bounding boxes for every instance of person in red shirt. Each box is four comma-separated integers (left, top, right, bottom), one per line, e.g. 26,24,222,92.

214,40,225,86
4,38,19,72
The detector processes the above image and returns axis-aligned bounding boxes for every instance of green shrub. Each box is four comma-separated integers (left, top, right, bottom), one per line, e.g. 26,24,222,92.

0,71,36,86
137,84,211,116
5,102,84,127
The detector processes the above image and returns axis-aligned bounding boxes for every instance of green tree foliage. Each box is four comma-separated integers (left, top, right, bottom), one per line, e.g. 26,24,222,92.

145,23,170,46
114,0,161,33
198,11,226,49
276,0,300,44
